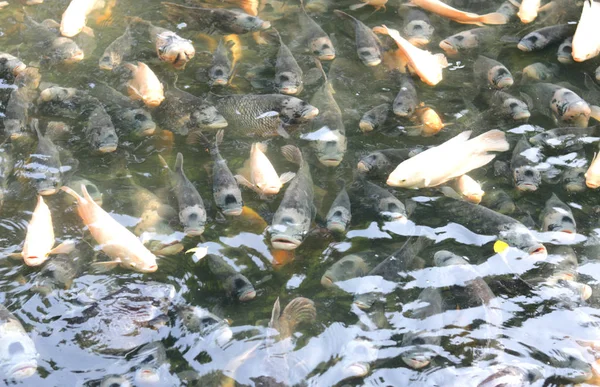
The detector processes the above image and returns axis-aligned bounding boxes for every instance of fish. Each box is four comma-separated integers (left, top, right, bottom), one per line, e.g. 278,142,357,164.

477,366,543,387
0,304,38,379
359,179,407,221
269,297,316,339
158,88,227,135
88,82,156,137
235,142,296,196
511,136,542,192
473,55,513,90
349,0,387,11
484,90,530,121
522,62,560,82
374,25,447,86
124,62,165,108
529,126,599,150
207,38,234,87
0,143,13,209
455,174,484,204
207,130,244,216
540,193,576,234
162,2,270,35
562,167,587,192
0,53,26,79
206,254,256,301
516,0,542,23
269,145,315,250
31,247,83,294
22,17,85,65
321,254,369,288
22,120,63,195
208,93,318,138
297,0,335,60
21,195,74,267
357,148,414,178
416,106,445,136
481,188,515,214
334,10,382,67
359,103,390,132
521,83,591,128
557,36,573,64
517,24,576,52
585,151,600,188
60,0,104,37
3,87,32,140
98,25,134,70
85,105,119,153
191,0,259,16
393,75,418,117
61,184,159,273
158,153,207,236
403,8,435,47
495,1,518,22
131,342,167,385
439,27,495,56
354,238,428,309
178,305,232,346
387,130,509,189
305,60,346,167
572,0,600,62
272,30,304,95
408,0,507,25
325,186,351,233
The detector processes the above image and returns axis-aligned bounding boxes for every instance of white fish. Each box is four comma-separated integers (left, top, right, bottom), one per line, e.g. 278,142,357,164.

572,0,600,62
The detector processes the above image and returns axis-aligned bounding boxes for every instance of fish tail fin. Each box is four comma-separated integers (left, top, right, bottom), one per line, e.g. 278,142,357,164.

269,297,281,330
479,12,509,25
175,152,184,173
186,130,210,147
215,129,224,148
469,129,510,153
61,185,84,203
80,184,96,204
280,297,316,333
349,2,367,10
31,118,42,139
333,9,353,20
313,58,335,94
281,145,303,166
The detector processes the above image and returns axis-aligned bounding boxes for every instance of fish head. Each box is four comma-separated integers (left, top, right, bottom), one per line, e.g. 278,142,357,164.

517,5,538,23
357,47,382,67
438,38,459,56
503,97,530,121
401,346,435,369
178,306,222,333
51,37,84,64
156,32,195,69
98,50,121,71
23,253,51,267
135,367,160,384
404,20,434,47
562,167,586,192
353,292,378,310
310,128,346,167
551,89,591,128
126,250,158,273
14,68,41,89
433,250,467,267
270,210,310,250
34,170,62,196
377,196,406,221
208,63,231,86
387,165,419,188
68,179,103,206
39,86,77,102
216,188,243,216
100,375,131,387
233,13,270,32
0,332,38,379
120,108,156,137
499,224,546,257
179,205,206,237
326,205,351,233
324,255,367,285
310,36,336,61
488,65,513,89
60,15,85,38
3,120,26,141
190,105,228,129
88,123,118,154
393,92,416,117
141,91,165,108
557,39,573,64
280,97,318,122
529,131,555,147
518,32,548,51
513,166,541,191
275,71,303,95
543,210,576,234
226,274,256,301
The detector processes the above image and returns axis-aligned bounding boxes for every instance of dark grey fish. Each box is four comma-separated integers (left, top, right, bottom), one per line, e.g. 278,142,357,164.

3,87,31,140
22,17,84,65
321,254,369,288
477,365,543,387
0,304,38,379
403,8,434,47
207,38,234,87
273,30,303,95
158,153,206,236
177,305,232,346
31,248,83,294
208,130,243,216
522,62,560,82
359,103,389,133
132,342,168,385
511,136,542,192
157,88,227,135
209,93,318,138
206,254,256,301
100,375,130,387
529,125,599,150
325,187,351,233
333,10,382,67
297,0,335,60
63,177,103,206
439,27,496,56
480,188,515,214
21,120,62,195
162,2,270,35
495,1,518,22
359,180,407,221
517,24,576,52
85,105,119,153
270,145,315,250
540,193,576,234
357,148,414,178
484,90,530,121
393,75,418,117
98,25,135,70
0,52,26,81
88,83,156,137
557,36,573,64
473,55,513,89
562,167,587,193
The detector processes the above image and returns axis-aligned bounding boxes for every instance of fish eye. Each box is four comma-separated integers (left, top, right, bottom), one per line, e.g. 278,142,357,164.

279,74,289,82
561,216,574,224
412,24,423,32
281,216,294,225
509,102,518,109
130,262,136,268
359,50,371,56
526,36,538,44
225,194,237,205
201,317,217,327
246,16,255,21
321,44,331,50
134,113,147,121
412,337,426,345
495,68,509,77
188,213,198,221
454,35,464,42
561,45,571,53
8,342,24,355
234,278,247,289
214,69,224,77
333,210,342,217
524,169,534,177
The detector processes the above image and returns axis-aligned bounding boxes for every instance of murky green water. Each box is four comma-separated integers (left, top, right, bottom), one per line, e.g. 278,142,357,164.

1,0,600,386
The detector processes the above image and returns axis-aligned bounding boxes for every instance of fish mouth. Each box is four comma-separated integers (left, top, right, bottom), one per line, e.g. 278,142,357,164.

223,207,243,216
586,181,600,189
529,245,547,257
24,255,48,267
260,21,271,30
327,221,347,233
565,182,585,192
38,187,59,195
139,126,156,137
8,362,37,379
402,353,432,369
516,183,538,192
64,51,85,64
98,144,118,153
495,77,513,89
317,53,336,61
204,116,228,129
344,362,370,378
319,158,342,167
438,41,457,56
408,37,430,47
512,111,531,121
184,227,205,237
136,367,160,383
140,264,158,273
363,58,382,67
239,289,256,302
320,276,334,287
10,132,24,141
359,121,374,133
144,98,165,108
353,299,373,310
517,43,532,52
271,236,301,250
557,55,573,64
301,107,319,120
211,78,229,86
279,86,300,95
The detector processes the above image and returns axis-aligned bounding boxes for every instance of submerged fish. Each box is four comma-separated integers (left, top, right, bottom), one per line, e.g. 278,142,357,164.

206,254,256,301
403,8,435,47
321,254,369,288
207,38,234,87
98,25,135,70
517,24,576,52
158,88,227,135
358,148,414,178
562,167,587,193
521,83,591,128
522,62,560,82
269,297,316,339
297,0,335,60
455,174,484,204
540,193,576,234
409,0,507,25
325,186,351,233
334,10,382,67
393,75,418,117
387,130,509,189
586,151,600,188
235,142,296,196
0,304,38,379
0,53,26,79
272,30,303,95
484,90,530,121
473,55,513,90
439,27,495,56
207,130,243,216
124,62,165,108
178,305,232,346
516,0,542,23
529,126,599,150
359,103,390,133
511,136,542,192
481,188,515,214
358,179,407,221
60,0,104,37
557,36,573,64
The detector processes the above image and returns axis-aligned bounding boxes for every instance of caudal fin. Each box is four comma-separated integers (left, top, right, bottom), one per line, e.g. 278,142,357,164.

61,185,84,203
280,297,316,333
281,145,303,166
469,129,510,153
479,12,509,25
349,2,367,10
175,152,184,173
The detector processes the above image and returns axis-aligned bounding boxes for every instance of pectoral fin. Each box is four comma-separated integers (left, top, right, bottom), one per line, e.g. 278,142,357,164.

91,260,121,272
278,172,296,185
49,240,76,255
